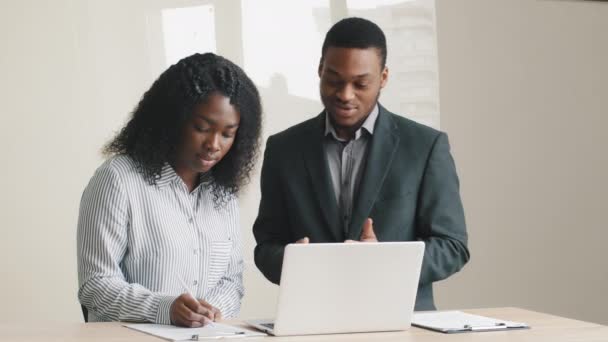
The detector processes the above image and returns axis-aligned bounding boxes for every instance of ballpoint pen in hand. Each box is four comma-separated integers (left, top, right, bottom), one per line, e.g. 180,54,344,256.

175,274,196,299
174,273,216,327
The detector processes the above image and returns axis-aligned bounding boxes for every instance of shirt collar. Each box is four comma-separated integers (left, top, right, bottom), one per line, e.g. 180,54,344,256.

156,163,180,188
156,163,212,189
324,103,379,141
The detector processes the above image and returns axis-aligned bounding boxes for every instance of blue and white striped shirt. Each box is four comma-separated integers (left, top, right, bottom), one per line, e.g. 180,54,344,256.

77,155,243,324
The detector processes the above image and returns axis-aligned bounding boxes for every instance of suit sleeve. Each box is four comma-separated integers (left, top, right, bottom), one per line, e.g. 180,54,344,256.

415,132,470,285
253,136,292,284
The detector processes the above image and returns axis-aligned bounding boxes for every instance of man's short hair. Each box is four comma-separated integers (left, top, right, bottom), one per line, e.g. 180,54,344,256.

321,17,387,68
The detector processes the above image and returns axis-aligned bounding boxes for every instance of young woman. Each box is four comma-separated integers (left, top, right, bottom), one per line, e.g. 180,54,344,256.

77,53,262,327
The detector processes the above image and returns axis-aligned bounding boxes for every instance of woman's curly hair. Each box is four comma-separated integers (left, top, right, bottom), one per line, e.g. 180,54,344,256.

104,53,262,206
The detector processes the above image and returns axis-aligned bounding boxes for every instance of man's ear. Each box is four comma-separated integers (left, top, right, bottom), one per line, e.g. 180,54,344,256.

380,66,389,89
318,58,324,77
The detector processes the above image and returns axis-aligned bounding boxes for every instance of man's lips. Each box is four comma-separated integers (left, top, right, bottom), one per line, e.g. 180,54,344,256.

332,104,357,116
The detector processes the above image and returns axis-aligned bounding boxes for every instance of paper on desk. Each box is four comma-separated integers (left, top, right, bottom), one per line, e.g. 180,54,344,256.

412,311,528,333
124,322,266,341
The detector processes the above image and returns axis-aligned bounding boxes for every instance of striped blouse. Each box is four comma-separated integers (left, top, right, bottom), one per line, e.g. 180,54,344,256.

77,155,243,324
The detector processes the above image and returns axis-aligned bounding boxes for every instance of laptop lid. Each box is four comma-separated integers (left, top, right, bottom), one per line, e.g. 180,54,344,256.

269,241,424,336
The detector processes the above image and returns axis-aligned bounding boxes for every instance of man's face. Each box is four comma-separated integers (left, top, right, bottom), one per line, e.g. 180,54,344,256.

319,47,388,138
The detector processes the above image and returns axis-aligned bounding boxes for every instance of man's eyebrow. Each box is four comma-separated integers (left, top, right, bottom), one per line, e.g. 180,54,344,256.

325,67,371,79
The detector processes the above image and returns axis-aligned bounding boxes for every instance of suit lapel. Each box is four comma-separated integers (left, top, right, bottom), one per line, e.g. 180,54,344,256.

347,107,400,240
302,112,343,241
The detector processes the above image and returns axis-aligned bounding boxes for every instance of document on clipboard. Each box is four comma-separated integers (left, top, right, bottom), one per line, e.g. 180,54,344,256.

124,322,266,341
412,311,529,334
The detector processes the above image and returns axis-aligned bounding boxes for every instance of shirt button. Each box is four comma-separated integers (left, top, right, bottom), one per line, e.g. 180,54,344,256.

193,249,198,255
188,217,194,224
193,280,198,286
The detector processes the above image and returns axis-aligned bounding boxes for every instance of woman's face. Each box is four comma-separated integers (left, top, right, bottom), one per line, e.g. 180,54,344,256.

174,92,240,175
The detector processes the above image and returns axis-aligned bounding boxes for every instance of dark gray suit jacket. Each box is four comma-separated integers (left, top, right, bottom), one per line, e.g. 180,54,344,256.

253,105,470,310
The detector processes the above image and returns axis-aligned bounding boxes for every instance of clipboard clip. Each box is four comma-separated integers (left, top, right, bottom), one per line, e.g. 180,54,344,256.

188,331,247,340
463,322,507,331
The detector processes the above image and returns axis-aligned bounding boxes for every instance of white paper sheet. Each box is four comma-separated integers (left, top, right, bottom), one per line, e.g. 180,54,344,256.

412,311,528,333
124,322,266,341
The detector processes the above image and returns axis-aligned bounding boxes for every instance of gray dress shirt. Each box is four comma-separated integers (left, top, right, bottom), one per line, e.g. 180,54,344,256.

324,104,379,235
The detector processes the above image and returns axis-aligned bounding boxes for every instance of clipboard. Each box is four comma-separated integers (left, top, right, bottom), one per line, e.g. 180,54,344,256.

124,322,267,341
412,310,530,334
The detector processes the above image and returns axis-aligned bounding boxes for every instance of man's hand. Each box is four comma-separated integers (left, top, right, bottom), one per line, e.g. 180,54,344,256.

345,218,378,243
295,237,309,244
170,293,221,327
359,218,377,242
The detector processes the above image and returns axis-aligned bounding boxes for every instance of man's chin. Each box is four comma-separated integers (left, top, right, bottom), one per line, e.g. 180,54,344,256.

328,114,358,129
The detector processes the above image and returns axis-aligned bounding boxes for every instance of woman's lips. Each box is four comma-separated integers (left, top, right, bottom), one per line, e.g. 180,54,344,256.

198,154,218,168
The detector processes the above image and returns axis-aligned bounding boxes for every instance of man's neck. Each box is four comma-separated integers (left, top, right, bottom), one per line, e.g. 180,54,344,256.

332,115,369,141
334,125,358,141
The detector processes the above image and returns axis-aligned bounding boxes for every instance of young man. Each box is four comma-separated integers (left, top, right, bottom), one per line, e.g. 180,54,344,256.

253,17,469,310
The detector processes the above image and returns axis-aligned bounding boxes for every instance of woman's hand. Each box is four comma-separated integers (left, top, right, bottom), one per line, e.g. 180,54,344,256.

170,293,221,327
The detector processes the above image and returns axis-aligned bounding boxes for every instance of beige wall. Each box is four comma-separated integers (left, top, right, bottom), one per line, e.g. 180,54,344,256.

0,0,606,325
0,0,155,323
434,0,608,325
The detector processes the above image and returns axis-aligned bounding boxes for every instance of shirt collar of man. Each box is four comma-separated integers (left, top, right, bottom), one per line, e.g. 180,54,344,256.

324,103,379,142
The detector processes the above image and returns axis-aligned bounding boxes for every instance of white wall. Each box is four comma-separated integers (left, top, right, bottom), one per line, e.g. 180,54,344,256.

0,0,159,322
434,0,608,325
0,0,606,325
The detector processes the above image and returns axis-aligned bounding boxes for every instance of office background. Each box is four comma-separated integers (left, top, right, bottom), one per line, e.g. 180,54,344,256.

0,0,606,325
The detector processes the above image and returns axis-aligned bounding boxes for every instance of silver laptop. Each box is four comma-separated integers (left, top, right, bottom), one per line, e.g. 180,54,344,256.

247,241,425,336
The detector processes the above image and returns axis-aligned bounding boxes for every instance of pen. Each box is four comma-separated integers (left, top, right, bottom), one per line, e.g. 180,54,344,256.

463,322,507,331
175,273,216,327
175,274,196,299
189,331,246,340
